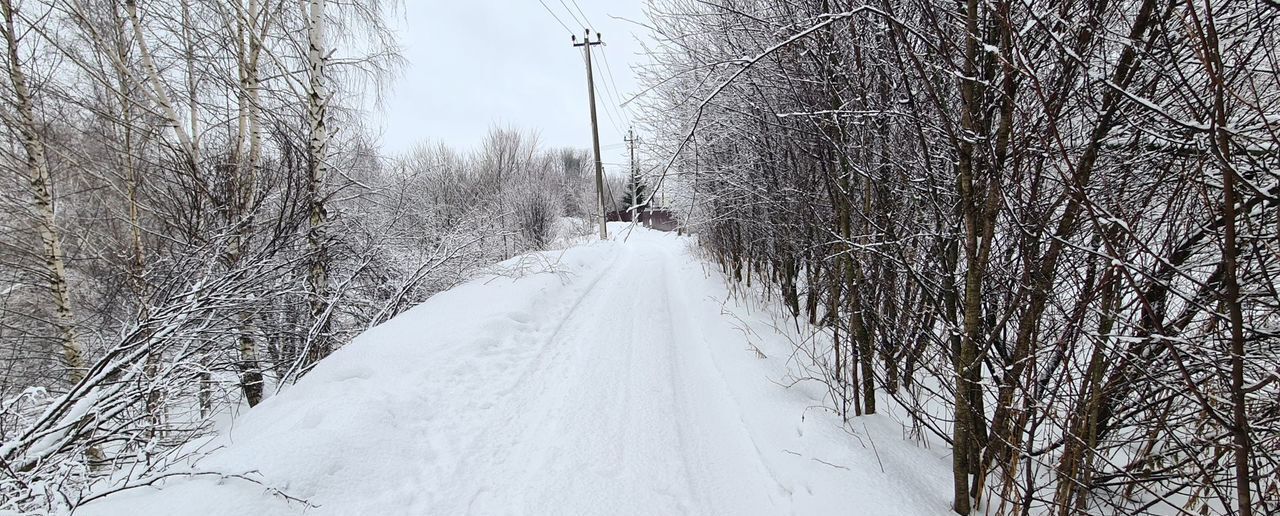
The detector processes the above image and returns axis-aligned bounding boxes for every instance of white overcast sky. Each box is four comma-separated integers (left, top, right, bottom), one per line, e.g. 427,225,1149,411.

374,0,650,175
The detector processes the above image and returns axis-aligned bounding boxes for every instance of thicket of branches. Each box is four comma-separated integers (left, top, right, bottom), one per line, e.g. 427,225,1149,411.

0,0,594,511
639,0,1279,514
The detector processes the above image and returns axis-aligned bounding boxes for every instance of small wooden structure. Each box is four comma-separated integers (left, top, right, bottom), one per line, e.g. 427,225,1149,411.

606,208,679,232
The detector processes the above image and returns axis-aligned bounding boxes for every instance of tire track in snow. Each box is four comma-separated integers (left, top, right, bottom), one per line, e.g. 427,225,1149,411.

499,244,633,396
448,245,652,513
417,244,634,513
655,239,794,513
465,243,699,514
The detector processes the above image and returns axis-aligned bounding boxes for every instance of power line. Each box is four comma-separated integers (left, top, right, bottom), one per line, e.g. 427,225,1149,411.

553,1,628,155
599,49,626,108
558,0,587,28
581,48,625,137
598,94,626,135
548,0,630,132
536,0,573,34
597,47,632,128
598,68,628,126
568,0,595,29
580,44,629,135
596,73,631,139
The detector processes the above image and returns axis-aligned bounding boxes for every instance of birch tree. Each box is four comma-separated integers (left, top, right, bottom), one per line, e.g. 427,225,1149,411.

0,0,85,387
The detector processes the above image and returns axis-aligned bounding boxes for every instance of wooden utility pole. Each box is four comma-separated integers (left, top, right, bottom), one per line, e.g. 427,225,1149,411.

573,30,607,239
625,128,639,222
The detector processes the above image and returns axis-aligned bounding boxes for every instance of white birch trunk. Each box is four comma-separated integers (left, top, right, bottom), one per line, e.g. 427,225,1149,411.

110,24,159,424
124,0,199,170
1,0,86,387
303,0,332,368
228,0,268,406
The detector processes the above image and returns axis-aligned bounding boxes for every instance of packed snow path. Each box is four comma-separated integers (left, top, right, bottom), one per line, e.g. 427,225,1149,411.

82,226,952,516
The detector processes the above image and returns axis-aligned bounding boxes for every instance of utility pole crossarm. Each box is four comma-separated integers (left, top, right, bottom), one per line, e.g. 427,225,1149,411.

572,29,608,240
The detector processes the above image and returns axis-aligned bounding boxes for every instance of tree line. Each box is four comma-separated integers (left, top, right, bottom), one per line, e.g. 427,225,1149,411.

638,0,1278,514
0,0,596,510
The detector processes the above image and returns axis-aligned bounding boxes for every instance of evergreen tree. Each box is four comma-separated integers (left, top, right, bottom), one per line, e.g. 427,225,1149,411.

620,173,649,219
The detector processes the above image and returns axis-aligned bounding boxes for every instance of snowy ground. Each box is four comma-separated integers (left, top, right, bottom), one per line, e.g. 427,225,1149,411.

79,224,953,515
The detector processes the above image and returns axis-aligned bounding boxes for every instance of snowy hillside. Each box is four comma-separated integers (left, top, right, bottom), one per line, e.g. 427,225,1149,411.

77,225,952,515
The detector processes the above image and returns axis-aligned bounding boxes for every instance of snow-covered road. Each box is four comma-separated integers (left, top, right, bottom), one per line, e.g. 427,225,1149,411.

461,235,783,514
81,226,951,515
